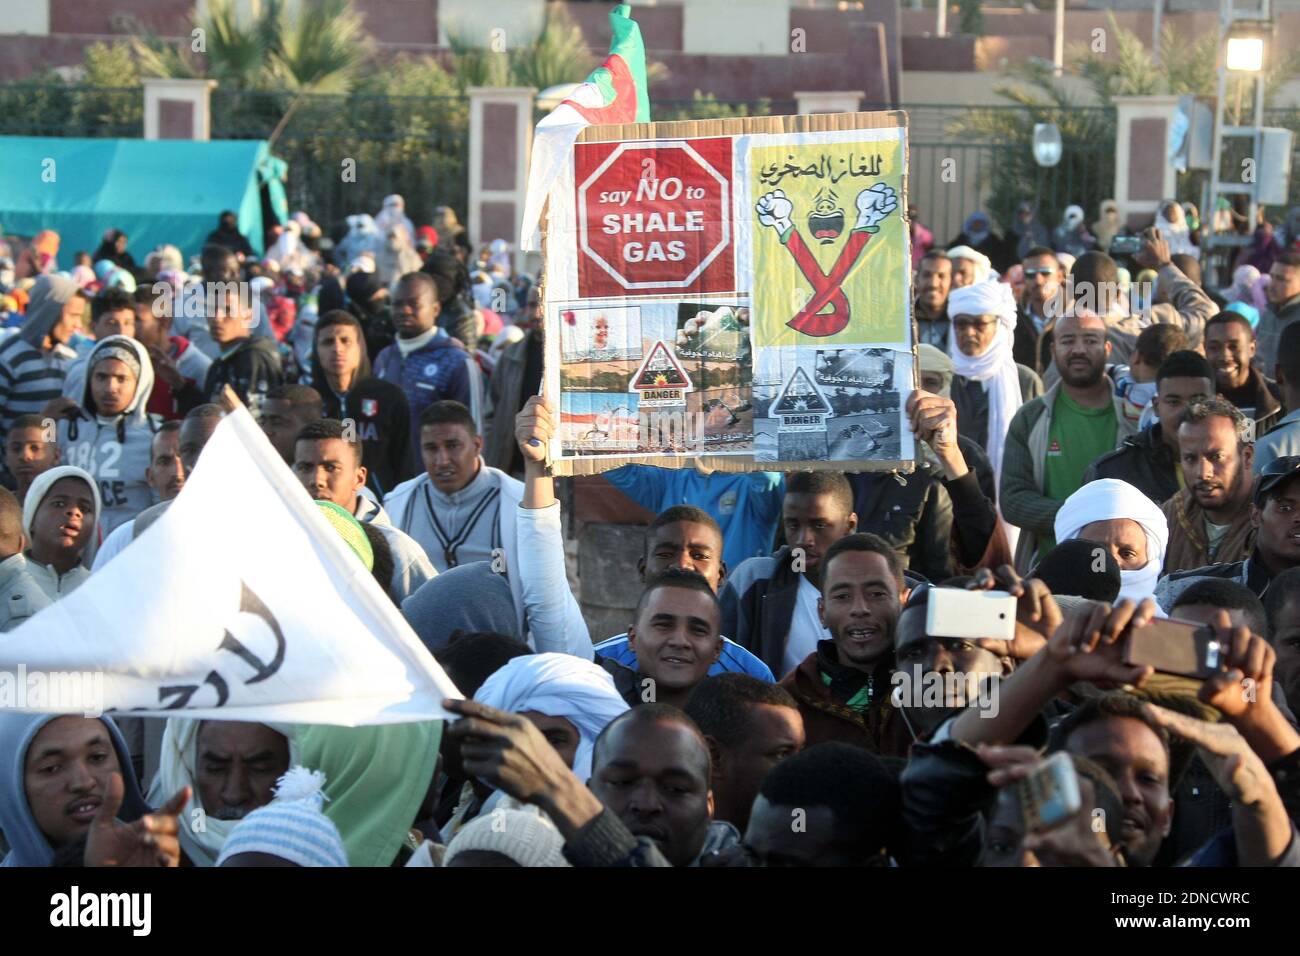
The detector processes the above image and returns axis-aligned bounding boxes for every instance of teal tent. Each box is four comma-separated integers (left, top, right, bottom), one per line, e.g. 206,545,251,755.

0,137,288,264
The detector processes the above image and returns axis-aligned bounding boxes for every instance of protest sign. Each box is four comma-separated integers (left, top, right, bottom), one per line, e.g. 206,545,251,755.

537,111,916,474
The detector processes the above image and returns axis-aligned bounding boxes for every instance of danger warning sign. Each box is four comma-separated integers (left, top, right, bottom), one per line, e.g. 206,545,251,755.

633,340,693,406
772,367,831,416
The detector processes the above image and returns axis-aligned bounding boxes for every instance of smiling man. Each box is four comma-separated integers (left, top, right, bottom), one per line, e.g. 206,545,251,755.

779,533,910,755
913,250,953,349
1204,312,1281,434
602,568,724,709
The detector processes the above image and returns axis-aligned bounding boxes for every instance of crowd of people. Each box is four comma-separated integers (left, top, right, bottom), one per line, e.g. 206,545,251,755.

2,189,1300,871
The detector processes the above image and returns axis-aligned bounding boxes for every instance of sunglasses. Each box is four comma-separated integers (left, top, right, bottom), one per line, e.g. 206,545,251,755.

1023,268,1056,277
952,318,998,331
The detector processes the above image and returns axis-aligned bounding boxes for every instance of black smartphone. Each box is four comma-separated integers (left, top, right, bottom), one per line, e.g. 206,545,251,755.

1123,618,1223,680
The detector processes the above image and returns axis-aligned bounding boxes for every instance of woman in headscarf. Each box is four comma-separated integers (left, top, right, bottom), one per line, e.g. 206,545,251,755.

1053,477,1169,604
950,211,1010,272
1092,199,1122,252
335,214,382,267
432,205,465,249
1010,201,1051,261
204,210,254,258
1236,221,1278,275
0,712,179,866
1154,200,1197,257
374,194,415,248
92,229,137,271
267,220,315,274
1221,264,1262,306
376,222,424,290
1052,204,1096,258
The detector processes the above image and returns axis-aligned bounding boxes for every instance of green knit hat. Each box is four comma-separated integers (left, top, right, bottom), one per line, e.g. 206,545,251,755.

315,499,374,571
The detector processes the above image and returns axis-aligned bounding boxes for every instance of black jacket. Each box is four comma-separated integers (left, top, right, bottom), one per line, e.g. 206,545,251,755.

719,545,805,678
320,376,416,498
950,364,1044,451
1084,422,1179,506
204,336,283,410
1012,306,1054,376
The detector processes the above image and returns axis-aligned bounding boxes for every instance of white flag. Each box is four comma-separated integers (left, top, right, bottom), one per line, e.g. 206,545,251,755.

0,406,461,725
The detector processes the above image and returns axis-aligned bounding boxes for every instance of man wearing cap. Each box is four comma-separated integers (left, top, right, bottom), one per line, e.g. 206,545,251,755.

1162,399,1257,574
1157,455,1300,610
23,465,100,600
54,335,159,535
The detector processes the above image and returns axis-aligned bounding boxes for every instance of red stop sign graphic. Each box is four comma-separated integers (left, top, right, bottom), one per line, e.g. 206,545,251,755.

575,137,734,298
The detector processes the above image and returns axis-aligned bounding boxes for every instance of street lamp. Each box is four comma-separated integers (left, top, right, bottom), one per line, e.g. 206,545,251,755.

1033,123,1063,167
1226,36,1265,72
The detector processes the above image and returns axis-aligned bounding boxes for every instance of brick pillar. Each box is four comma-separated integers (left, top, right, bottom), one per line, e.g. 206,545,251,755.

143,78,218,141
468,86,535,274
1113,95,1182,229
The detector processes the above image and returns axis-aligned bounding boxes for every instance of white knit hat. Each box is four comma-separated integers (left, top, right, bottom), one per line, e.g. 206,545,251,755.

216,767,349,867
443,808,570,868
22,465,101,541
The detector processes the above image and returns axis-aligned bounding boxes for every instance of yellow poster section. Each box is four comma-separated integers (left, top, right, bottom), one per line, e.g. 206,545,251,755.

749,135,907,349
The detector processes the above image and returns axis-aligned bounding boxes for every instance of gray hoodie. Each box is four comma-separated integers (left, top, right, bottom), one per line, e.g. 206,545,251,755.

56,336,159,535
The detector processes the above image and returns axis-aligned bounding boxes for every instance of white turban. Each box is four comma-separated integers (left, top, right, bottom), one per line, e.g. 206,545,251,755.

1053,478,1169,604
947,245,993,284
947,280,1023,547
474,653,629,782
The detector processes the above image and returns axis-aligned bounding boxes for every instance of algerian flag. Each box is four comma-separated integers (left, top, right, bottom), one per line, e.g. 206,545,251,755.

520,2,650,250
0,404,460,725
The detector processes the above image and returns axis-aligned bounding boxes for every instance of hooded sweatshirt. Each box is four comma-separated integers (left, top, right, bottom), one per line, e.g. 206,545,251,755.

22,464,101,599
0,713,149,866
0,273,78,434
56,336,159,536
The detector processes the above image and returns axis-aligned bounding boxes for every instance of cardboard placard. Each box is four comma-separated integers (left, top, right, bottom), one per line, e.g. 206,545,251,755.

540,110,917,475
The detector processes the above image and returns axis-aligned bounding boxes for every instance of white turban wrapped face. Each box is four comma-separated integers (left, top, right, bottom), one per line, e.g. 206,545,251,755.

474,653,629,781
947,279,1024,552
1053,478,1169,604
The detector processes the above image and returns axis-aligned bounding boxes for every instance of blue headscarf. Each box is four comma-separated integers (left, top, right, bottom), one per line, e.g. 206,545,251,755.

0,713,148,866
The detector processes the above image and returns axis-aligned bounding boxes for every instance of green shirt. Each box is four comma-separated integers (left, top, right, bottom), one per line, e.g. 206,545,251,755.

1037,390,1118,562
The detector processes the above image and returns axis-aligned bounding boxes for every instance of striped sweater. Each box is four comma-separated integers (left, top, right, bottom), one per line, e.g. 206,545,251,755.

0,332,74,435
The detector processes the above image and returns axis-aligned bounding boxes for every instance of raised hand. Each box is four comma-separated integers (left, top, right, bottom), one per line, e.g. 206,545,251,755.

84,774,189,868
515,394,554,464
755,190,794,234
854,184,898,232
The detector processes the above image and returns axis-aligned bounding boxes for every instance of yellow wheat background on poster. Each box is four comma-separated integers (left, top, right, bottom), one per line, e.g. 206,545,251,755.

749,135,908,348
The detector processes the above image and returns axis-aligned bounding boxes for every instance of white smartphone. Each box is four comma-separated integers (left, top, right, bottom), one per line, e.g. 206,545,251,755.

925,588,1016,641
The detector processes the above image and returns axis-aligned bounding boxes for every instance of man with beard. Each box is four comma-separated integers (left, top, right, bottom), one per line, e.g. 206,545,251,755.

1157,455,1300,609
914,250,953,350
1162,400,1256,573
779,533,911,755
1001,311,1138,570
